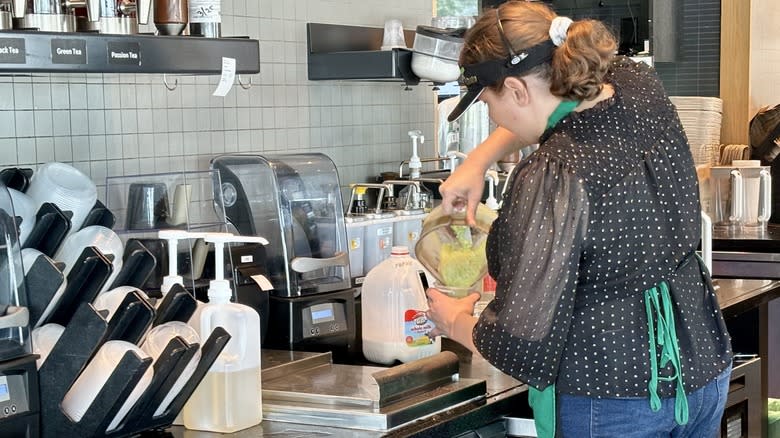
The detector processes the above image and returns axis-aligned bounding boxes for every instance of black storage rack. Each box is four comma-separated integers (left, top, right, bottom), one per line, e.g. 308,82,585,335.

306,22,421,86
0,31,260,74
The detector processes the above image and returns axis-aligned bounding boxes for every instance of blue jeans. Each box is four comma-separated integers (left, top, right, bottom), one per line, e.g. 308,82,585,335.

558,365,731,437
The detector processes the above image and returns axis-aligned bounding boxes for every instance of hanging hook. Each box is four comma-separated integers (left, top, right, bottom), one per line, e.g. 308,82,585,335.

163,74,178,91
237,75,252,90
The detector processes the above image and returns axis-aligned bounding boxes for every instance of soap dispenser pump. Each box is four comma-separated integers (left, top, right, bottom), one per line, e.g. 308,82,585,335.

485,170,500,211
182,232,269,433
408,130,425,180
157,229,207,296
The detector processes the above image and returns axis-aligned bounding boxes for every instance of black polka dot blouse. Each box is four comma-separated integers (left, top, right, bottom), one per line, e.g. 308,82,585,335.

476,57,733,398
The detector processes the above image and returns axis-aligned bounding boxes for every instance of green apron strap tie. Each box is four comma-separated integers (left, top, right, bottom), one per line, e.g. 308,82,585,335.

546,100,579,130
643,281,689,425
527,99,578,438
528,385,556,438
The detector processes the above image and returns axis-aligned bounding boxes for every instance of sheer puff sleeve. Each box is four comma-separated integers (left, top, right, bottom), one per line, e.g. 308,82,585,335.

476,154,589,389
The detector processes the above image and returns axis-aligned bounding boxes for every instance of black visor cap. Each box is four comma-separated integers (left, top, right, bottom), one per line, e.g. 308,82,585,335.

447,40,556,122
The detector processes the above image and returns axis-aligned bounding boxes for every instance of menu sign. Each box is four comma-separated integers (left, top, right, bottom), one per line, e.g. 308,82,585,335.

0,38,26,64
107,42,141,66
51,39,87,64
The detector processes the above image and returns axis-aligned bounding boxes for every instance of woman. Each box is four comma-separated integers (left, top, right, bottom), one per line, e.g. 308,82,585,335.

424,2,732,437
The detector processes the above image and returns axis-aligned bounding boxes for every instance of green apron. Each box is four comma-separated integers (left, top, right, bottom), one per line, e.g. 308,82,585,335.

526,99,577,438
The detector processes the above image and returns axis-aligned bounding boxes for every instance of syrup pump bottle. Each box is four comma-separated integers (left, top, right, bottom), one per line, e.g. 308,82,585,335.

182,232,268,433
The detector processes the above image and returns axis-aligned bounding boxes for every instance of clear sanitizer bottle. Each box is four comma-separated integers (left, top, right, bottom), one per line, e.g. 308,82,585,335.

182,232,268,433
361,246,440,365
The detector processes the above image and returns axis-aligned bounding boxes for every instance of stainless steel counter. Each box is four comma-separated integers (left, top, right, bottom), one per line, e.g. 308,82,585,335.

714,278,780,318
165,279,779,438
167,353,527,438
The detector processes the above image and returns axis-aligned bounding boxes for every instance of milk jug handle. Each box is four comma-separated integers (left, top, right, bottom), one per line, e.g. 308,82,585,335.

758,169,772,222
730,170,743,222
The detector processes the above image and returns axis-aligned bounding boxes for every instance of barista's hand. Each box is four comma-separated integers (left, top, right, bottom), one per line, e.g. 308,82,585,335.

440,127,521,225
438,162,487,227
425,288,480,339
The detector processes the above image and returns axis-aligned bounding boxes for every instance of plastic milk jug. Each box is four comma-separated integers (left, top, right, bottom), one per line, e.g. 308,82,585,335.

361,246,440,364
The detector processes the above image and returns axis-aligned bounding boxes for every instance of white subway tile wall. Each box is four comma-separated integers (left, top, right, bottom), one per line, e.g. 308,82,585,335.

749,0,780,119
0,0,436,204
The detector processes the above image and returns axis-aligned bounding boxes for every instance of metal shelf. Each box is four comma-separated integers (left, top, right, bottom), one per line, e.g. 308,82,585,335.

306,23,420,86
0,30,260,74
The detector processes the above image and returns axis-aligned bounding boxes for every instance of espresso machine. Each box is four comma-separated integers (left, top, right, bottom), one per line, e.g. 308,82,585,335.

0,184,40,437
211,154,358,361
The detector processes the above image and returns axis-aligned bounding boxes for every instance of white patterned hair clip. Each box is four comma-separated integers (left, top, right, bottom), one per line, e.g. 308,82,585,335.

549,16,573,47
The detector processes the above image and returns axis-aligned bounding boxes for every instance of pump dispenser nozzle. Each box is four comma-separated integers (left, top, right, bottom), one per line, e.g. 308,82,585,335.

158,230,208,295
408,130,425,180
204,233,269,304
485,170,500,211
446,150,469,174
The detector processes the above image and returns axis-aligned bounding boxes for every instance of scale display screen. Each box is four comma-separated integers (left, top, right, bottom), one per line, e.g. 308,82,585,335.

309,303,335,324
0,376,9,403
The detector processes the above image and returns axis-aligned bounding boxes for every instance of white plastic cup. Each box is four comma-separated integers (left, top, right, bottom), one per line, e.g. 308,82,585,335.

8,188,37,245
381,19,407,50
55,225,124,294
31,323,65,368
169,184,192,226
61,340,154,432
140,321,201,418
25,162,97,234
93,286,147,321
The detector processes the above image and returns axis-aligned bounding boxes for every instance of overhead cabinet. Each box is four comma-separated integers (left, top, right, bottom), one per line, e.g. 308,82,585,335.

0,31,260,74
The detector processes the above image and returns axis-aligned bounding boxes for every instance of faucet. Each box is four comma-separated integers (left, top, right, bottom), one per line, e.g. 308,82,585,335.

445,150,469,173
346,183,391,215
398,156,453,179
383,180,421,210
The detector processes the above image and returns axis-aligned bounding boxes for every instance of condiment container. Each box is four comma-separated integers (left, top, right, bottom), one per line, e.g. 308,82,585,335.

362,211,395,273
392,208,425,258
154,0,188,35
345,214,367,283
411,25,464,83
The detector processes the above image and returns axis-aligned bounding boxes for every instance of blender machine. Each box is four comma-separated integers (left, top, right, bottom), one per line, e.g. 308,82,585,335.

0,184,40,437
211,154,357,360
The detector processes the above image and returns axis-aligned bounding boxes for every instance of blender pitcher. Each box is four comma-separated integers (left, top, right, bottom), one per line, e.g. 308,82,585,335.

415,204,497,297
711,160,772,230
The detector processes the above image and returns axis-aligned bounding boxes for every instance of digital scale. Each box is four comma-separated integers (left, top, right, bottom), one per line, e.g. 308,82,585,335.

264,288,358,362
0,354,39,437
